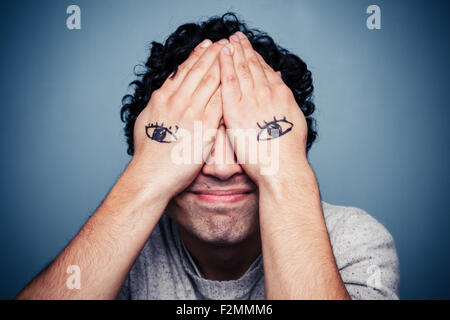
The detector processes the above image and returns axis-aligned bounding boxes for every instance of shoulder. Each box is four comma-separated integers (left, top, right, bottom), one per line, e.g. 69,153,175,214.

321,201,400,299
322,201,394,244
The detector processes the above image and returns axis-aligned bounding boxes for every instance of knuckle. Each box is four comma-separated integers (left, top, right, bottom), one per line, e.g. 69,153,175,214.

184,107,201,121
211,42,224,52
168,94,185,107
277,84,294,98
248,57,260,68
192,60,206,73
151,89,166,102
191,46,203,58
178,64,187,72
237,63,248,73
202,73,217,84
174,64,187,77
225,74,238,84
263,65,274,73
257,85,272,98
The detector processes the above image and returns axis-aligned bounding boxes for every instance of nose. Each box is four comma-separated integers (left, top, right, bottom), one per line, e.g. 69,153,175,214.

202,122,243,180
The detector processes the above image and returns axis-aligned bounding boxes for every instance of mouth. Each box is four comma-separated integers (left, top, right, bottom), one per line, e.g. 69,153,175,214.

188,189,255,204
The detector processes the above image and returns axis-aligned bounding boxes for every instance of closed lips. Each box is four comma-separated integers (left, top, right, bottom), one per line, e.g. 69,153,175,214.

189,189,254,195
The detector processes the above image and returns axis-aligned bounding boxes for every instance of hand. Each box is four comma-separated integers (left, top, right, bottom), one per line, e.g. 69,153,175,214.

130,39,227,199
219,32,309,185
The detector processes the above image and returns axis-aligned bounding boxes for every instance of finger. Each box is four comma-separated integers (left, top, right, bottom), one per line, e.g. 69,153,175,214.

235,32,269,87
191,59,220,111
219,42,242,106
229,33,254,93
254,51,283,85
177,40,228,99
161,39,213,94
202,88,223,163
204,86,223,127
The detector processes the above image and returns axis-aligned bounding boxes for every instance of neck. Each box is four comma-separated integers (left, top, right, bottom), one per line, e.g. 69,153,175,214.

178,226,261,281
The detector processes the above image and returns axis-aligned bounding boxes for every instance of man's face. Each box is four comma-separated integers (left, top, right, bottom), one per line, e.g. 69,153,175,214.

166,89,259,245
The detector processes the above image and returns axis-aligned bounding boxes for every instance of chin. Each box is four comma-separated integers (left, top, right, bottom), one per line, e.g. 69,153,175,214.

166,195,259,246
196,212,256,245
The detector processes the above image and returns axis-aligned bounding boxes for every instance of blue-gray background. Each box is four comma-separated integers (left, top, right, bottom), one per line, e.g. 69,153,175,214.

1,0,449,299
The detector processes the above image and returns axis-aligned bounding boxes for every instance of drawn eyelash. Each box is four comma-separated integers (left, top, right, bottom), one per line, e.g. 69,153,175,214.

145,122,179,143
256,116,293,141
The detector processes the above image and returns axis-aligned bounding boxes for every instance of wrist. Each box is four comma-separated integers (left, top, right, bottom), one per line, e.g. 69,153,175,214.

257,158,324,222
100,159,174,218
257,157,314,197
125,158,176,203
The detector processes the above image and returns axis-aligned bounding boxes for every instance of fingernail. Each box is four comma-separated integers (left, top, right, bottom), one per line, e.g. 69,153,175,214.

200,39,212,48
230,34,240,42
236,31,246,40
218,38,229,45
223,43,233,55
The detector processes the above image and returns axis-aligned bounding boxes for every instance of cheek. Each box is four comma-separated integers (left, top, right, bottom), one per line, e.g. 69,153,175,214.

165,195,207,231
165,197,191,222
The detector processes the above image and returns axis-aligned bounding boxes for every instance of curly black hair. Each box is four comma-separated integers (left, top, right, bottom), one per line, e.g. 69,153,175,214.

120,12,317,156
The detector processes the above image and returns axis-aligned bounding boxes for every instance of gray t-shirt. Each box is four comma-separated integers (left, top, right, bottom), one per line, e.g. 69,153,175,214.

117,201,400,300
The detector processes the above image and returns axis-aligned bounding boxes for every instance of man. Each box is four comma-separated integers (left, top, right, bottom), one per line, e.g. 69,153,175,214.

16,13,399,300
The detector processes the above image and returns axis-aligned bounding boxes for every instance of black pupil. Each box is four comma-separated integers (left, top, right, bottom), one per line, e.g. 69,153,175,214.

268,123,281,137
152,127,167,141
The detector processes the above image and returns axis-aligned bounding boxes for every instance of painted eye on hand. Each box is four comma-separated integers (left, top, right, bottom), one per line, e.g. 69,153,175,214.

145,122,179,143
256,116,293,141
